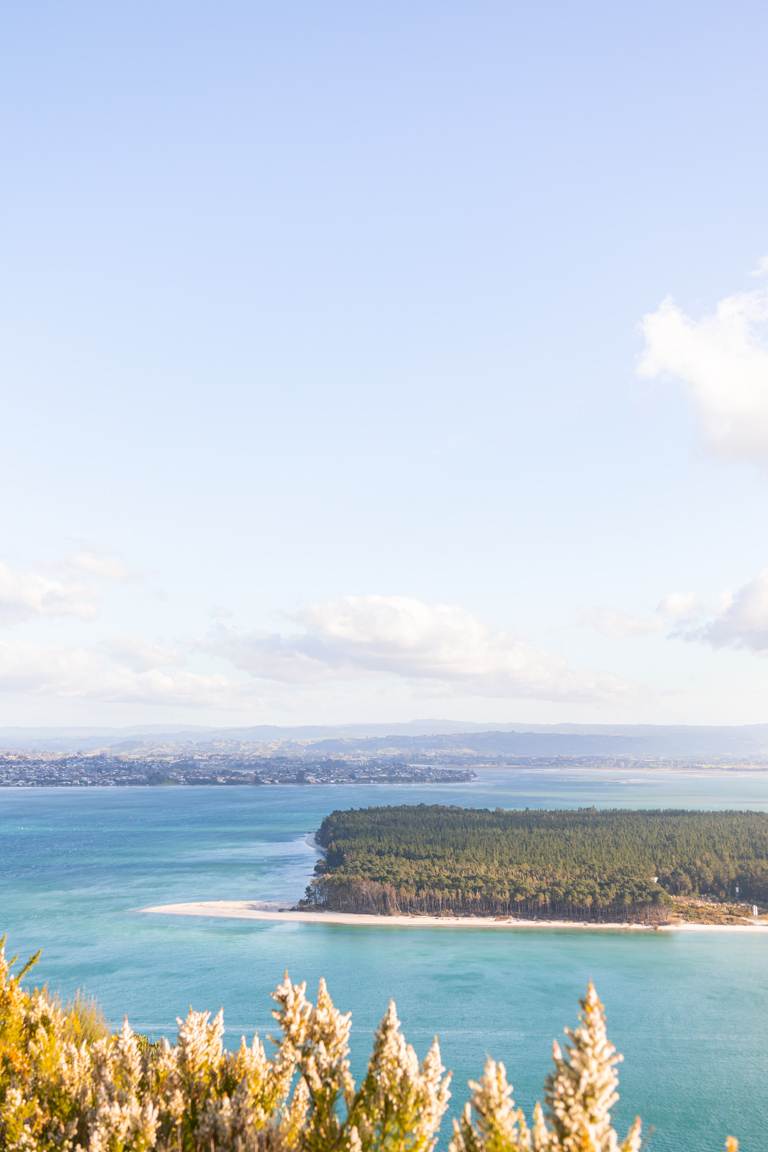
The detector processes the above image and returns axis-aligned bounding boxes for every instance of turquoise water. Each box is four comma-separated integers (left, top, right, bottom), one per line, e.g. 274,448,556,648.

2,767,768,1151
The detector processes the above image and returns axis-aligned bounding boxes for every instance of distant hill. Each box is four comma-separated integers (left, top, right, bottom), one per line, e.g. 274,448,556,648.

0,720,499,753
307,731,636,757
3,720,768,759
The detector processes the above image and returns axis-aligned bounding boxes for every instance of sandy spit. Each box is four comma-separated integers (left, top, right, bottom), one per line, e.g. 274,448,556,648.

141,900,768,932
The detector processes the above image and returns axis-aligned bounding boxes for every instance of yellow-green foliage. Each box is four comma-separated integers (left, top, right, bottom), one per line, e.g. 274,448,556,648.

0,940,736,1152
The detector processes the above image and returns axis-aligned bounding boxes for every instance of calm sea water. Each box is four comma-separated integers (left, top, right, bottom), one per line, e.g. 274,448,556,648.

2,767,768,1152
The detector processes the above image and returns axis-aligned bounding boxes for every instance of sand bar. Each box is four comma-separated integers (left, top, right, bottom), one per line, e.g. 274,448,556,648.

141,900,768,932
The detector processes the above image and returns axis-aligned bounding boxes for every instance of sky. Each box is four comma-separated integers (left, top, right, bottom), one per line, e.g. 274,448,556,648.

2,1,768,728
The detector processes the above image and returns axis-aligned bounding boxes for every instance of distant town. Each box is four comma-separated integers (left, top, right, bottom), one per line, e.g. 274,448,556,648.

3,720,768,787
0,751,477,787
2,742,768,787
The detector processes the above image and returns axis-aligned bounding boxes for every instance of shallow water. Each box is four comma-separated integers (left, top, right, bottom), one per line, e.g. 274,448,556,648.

2,767,767,1151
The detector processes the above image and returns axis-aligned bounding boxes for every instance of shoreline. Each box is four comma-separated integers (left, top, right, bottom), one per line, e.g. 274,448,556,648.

141,900,768,932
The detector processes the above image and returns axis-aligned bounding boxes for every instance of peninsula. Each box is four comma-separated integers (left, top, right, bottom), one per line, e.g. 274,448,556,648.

299,806,768,924
145,805,768,929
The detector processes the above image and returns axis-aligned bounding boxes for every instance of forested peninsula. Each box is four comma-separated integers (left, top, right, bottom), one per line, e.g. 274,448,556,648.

301,805,768,923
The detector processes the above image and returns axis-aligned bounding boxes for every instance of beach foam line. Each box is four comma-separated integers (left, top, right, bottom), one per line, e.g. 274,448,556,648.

140,900,768,931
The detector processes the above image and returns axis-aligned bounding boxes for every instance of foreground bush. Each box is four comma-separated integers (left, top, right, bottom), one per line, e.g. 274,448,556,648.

0,940,736,1151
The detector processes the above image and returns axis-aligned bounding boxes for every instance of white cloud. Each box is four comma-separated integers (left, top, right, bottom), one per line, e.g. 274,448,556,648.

0,552,134,626
639,274,768,459
209,594,625,703
0,561,97,624
589,593,699,639
687,569,768,652
610,570,768,654
0,639,244,707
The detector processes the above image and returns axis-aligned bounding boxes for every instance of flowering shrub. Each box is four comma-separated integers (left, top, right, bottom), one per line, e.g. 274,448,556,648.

0,940,736,1151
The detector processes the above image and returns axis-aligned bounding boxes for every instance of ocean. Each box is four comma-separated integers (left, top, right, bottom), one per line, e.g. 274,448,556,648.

2,766,767,1151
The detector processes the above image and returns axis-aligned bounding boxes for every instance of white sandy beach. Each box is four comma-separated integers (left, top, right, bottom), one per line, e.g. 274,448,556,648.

141,900,768,932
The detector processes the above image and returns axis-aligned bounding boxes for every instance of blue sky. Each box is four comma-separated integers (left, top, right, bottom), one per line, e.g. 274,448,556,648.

3,1,768,726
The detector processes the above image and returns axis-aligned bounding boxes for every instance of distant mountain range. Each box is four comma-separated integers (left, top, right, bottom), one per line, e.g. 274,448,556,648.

3,721,768,759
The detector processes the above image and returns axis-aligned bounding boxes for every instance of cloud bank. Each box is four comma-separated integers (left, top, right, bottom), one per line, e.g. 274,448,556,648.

0,553,245,708
0,549,627,711
0,640,242,707
211,594,623,703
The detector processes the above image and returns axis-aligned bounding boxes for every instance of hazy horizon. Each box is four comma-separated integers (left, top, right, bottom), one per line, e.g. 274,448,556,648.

8,718,768,762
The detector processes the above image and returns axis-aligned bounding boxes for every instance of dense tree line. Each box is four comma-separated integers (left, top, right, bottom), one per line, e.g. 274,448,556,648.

302,806,768,922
